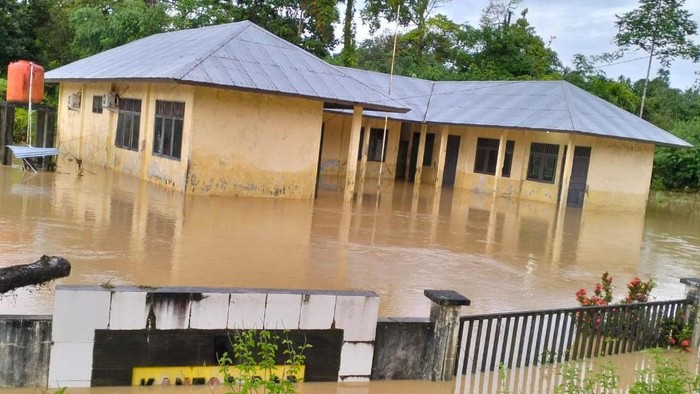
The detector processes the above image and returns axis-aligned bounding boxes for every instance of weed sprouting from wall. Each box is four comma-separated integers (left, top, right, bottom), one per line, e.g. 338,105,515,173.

218,329,312,394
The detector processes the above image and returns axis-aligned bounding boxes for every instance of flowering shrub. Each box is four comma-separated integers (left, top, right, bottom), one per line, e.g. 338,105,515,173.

575,272,614,307
623,276,656,303
574,273,692,352
660,313,693,352
575,272,654,307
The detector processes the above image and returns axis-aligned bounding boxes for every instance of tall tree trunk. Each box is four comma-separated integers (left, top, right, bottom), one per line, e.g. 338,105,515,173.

639,41,655,118
339,0,356,66
343,0,354,50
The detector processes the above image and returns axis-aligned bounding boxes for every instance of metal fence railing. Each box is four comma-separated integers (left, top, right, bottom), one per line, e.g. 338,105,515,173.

456,299,690,375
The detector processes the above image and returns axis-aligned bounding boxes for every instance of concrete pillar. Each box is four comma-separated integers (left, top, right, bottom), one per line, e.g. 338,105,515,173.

344,106,364,201
358,120,371,193
558,136,576,207
424,289,470,381
413,123,428,187
433,125,449,188
493,131,508,196
680,278,700,350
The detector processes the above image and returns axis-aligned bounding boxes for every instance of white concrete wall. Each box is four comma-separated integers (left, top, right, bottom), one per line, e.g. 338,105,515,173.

48,285,380,387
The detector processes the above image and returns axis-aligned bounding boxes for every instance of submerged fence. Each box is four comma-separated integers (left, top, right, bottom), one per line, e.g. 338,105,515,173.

456,298,690,375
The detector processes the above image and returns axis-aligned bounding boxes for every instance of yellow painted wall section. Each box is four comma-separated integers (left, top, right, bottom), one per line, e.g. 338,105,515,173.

418,125,441,184
142,83,194,191
320,119,657,210
189,87,323,198
320,113,401,180
320,114,347,178
54,82,194,191
450,125,532,198
107,83,147,178
55,82,86,172
583,137,654,211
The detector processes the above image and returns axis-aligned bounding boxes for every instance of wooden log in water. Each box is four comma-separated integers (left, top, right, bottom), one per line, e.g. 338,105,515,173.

0,255,71,294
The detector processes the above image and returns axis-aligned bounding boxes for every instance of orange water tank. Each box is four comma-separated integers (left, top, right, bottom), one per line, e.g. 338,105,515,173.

6,60,45,103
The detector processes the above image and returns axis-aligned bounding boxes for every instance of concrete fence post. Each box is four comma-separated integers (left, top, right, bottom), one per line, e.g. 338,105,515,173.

424,289,470,381
680,278,700,349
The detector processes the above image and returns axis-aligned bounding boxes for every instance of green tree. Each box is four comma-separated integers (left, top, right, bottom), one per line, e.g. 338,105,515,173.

460,8,561,80
70,0,169,58
337,0,357,66
353,16,458,81
362,0,451,54
562,54,639,114
0,0,40,76
652,118,700,191
614,0,700,117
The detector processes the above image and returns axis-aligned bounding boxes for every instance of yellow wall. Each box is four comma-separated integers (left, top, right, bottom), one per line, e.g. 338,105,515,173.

54,81,654,208
55,82,193,190
321,113,401,180
580,136,654,211
55,82,324,199
321,117,656,211
188,86,323,198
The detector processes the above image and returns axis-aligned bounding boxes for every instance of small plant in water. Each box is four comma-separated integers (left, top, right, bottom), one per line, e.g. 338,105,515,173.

498,363,510,394
554,361,619,393
219,329,311,394
629,349,700,393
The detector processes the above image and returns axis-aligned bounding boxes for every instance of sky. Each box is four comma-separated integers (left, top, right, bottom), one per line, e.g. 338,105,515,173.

351,0,700,89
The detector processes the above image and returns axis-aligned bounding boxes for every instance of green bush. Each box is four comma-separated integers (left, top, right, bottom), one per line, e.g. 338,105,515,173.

653,118,700,192
629,349,700,394
218,329,311,394
552,349,700,394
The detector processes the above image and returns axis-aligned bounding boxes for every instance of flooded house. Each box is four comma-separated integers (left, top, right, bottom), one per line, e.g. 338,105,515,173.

322,69,691,211
44,21,408,199
45,21,690,211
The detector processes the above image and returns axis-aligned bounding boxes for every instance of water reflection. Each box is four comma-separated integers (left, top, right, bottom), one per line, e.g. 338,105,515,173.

1,351,697,393
0,167,696,317
455,350,700,394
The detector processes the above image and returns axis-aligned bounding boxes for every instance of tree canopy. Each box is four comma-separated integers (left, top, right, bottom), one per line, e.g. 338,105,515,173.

0,0,699,191
614,0,700,117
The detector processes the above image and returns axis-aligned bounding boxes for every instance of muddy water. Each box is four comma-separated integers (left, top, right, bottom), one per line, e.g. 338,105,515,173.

0,166,698,317
2,351,698,393
2,166,700,393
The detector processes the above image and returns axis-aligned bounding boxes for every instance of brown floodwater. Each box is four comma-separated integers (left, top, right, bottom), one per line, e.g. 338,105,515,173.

2,165,700,391
2,351,697,393
0,166,698,318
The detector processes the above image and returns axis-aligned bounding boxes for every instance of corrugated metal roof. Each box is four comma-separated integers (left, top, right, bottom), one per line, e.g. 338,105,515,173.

426,80,690,147
44,20,690,148
6,146,60,159
335,67,434,122
341,72,690,148
45,21,408,114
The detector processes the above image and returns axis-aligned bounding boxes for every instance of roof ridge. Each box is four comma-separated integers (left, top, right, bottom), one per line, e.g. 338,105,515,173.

560,81,580,132
422,81,437,122
238,26,404,109
176,22,251,80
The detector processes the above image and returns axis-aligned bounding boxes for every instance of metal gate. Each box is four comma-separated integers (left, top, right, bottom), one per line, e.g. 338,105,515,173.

456,299,689,375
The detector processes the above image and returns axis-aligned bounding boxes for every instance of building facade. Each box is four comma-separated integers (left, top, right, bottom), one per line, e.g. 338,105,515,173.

46,22,689,211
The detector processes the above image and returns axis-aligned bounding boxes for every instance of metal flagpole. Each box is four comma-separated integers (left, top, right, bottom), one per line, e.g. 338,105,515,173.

377,3,400,194
27,62,33,146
